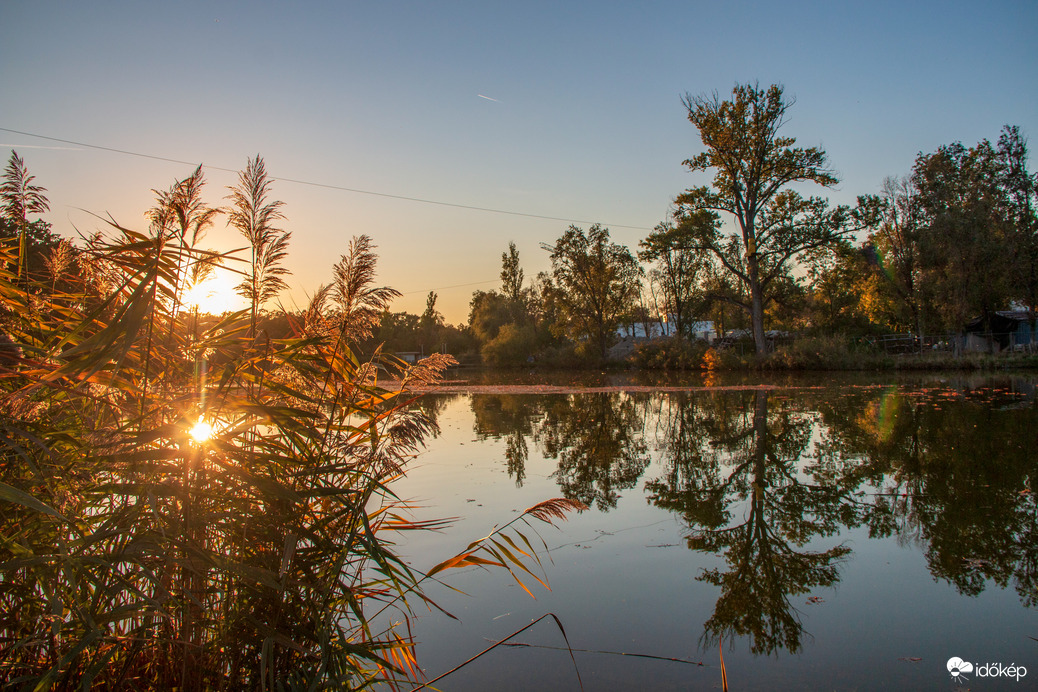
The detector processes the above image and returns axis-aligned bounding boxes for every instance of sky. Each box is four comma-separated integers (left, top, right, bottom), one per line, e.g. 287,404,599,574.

2,1,1036,323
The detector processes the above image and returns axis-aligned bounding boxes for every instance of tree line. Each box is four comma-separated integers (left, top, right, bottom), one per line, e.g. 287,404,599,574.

4,82,1035,367
469,84,1036,364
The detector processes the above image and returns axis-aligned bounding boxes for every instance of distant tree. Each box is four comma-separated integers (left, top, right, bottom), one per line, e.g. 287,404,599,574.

866,176,926,336
996,126,1038,319
638,217,710,339
542,224,642,360
469,244,549,366
801,240,875,333
675,83,879,355
1,151,50,281
419,291,445,353
370,310,421,353
468,290,511,344
912,140,1013,332
500,241,525,304
0,217,57,286
227,155,290,334
420,291,442,329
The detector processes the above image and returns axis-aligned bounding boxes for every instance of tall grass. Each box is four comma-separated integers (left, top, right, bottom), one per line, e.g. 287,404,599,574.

0,214,578,689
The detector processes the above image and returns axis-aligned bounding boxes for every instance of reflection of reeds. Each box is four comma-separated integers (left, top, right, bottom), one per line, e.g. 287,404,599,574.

0,212,575,688
719,642,729,691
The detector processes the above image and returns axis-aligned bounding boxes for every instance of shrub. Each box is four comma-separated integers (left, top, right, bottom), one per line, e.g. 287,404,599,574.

629,336,709,370
481,323,537,367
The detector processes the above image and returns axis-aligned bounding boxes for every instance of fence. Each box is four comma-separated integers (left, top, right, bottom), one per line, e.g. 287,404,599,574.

711,332,1038,357
858,332,1038,356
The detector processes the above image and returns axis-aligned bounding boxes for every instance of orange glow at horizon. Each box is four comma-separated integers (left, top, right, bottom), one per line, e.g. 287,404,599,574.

182,270,246,315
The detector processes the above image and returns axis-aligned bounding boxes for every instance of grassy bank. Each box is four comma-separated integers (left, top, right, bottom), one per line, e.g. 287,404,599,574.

627,335,1038,372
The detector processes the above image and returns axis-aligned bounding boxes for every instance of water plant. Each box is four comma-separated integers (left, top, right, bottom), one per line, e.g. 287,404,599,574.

0,165,578,689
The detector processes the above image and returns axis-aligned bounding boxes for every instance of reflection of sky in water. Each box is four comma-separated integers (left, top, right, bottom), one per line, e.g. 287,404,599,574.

386,378,1036,691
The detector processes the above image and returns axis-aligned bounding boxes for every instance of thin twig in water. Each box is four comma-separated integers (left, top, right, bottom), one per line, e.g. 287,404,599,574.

490,640,706,666
409,613,583,691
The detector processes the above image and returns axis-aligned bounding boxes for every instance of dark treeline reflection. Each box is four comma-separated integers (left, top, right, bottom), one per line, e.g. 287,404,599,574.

472,393,648,509
455,380,1037,654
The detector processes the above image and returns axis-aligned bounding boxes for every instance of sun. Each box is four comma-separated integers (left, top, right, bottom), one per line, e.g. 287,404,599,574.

189,418,214,442
183,271,245,314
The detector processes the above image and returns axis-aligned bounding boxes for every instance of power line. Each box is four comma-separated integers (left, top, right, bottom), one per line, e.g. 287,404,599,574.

401,278,500,295
0,126,654,231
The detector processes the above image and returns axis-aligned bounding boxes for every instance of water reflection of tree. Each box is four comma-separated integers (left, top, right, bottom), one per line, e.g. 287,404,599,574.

471,394,552,486
535,393,649,511
408,392,462,436
646,390,865,655
814,383,1038,606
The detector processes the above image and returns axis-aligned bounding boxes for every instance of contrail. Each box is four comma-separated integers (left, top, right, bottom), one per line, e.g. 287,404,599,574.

477,94,499,102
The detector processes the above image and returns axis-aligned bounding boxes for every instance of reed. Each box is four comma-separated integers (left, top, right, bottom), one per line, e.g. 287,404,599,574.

0,214,574,689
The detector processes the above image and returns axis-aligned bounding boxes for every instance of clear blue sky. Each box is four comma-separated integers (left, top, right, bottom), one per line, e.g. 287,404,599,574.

2,1,1035,322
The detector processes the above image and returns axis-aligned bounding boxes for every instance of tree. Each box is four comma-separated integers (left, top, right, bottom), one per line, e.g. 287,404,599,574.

500,241,525,304
227,155,290,334
468,243,542,366
1,151,50,281
418,291,444,354
420,291,443,333
638,217,710,339
996,126,1038,319
912,140,1013,332
801,240,875,333
541,224,642,360
675,83,878,355
866,176,926,336
468,289,511,344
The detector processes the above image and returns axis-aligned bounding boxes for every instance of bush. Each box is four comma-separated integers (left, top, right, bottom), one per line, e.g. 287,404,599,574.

759,334,894,370
481,323,537,366
629,336,709,370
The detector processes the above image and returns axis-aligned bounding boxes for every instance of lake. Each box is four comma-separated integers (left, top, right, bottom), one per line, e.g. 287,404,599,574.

387,373,1037,690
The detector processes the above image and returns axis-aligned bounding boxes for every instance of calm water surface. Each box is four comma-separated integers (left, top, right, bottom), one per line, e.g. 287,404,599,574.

389,373,1037,691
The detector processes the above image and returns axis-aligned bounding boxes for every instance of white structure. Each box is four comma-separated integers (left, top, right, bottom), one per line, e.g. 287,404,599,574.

616,316,716,342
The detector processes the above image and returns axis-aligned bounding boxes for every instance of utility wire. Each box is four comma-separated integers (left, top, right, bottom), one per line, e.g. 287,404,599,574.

0,127,654,231
400,278,500,295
